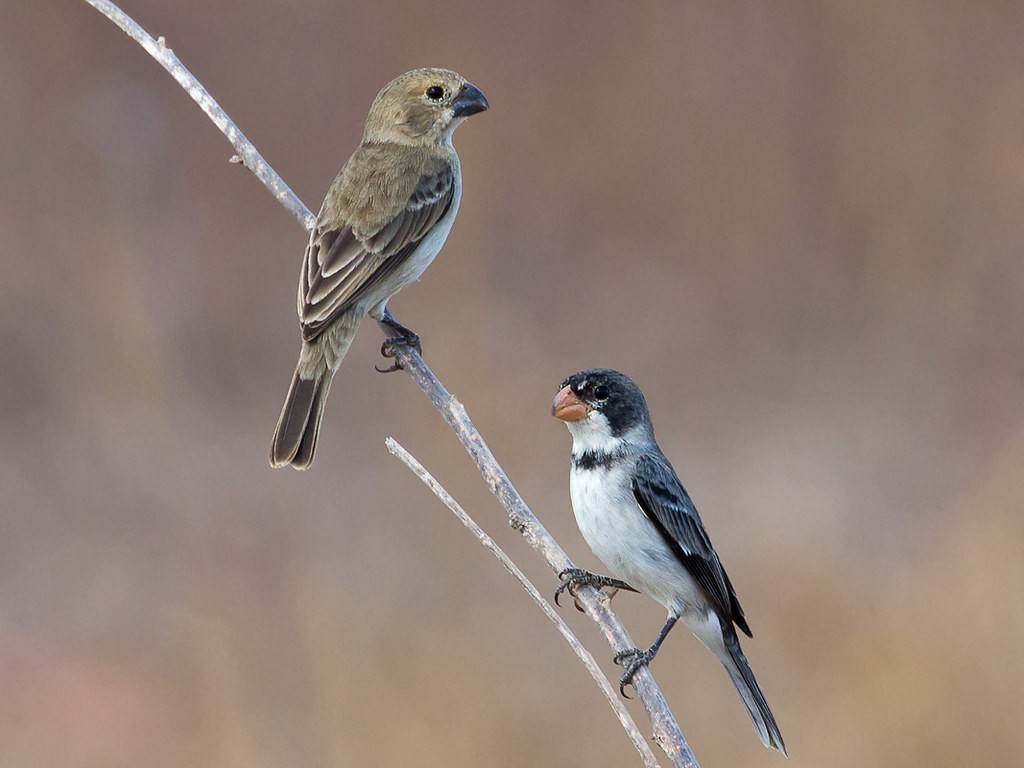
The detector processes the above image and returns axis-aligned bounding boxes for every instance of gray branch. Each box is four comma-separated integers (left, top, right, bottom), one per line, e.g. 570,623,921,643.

83,2,699,766
385,438,661,768
84,0,315,230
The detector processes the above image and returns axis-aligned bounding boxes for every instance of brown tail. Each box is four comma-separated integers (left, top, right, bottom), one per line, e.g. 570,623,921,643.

269,365,333,470
270,315,360,470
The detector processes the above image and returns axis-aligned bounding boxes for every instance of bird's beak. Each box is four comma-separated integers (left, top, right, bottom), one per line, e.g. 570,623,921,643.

452,82,489,117
552,386,591,422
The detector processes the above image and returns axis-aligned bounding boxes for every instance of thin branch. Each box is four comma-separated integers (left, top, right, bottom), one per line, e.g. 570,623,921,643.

83,3,699,766
386,438,661,768
83,0,315,230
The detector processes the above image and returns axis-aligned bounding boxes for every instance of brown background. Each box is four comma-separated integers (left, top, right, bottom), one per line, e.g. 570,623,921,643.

2,2,1023,766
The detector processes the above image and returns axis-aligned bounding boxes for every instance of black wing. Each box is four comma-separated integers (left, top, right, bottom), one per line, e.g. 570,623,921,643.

632,452,752,637
299,166,455,342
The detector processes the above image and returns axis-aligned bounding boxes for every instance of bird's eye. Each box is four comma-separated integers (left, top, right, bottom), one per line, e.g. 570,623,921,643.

425,85,445,101
593,385,611,401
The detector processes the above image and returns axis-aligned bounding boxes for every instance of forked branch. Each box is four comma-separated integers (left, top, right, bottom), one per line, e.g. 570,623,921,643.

385,438,660,768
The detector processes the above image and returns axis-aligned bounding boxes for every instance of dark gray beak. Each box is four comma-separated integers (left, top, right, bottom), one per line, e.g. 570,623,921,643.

452,82,489,117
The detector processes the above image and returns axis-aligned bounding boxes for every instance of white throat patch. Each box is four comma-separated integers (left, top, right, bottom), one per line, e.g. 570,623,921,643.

566,411,622,457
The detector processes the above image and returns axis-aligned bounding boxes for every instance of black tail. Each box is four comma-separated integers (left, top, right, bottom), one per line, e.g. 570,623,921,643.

269,367,332,470
721,623,787,755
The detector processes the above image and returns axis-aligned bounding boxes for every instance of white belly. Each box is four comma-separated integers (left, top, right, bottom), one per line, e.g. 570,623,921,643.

569,463,707,619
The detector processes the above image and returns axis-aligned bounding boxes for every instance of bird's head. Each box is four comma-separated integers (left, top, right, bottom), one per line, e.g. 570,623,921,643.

363,68,489,146
552,369,654,447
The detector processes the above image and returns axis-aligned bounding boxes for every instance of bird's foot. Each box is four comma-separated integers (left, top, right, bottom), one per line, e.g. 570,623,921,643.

375,313,421,373
554,568,636,611
375,334,420,373
613,646,656,698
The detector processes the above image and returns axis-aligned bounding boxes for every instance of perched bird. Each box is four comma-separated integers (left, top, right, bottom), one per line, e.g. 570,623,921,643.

270,68,488,469
552,369,786,754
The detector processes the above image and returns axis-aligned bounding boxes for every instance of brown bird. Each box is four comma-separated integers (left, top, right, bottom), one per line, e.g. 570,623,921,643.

270,68,488,469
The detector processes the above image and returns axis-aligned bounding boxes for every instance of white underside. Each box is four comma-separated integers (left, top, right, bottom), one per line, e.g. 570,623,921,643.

565,412,781,751
566,414,727,658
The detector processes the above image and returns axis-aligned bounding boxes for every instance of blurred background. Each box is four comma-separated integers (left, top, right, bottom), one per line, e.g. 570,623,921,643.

2,1,1023,766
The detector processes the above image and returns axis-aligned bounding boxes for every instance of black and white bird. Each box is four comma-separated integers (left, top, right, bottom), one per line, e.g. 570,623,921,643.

552,368,786,755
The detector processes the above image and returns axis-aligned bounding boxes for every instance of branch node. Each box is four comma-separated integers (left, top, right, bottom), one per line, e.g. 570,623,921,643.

448,398,467,420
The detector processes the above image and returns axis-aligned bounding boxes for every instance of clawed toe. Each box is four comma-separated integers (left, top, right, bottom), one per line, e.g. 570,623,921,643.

390,331,420,353
554,568,590,606
375,333,421,373
554,568,637,607
377,310,421,352
613,648,653,698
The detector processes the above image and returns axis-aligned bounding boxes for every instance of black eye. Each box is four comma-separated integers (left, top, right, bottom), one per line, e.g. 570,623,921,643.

425,85,445,101
593,385,610,401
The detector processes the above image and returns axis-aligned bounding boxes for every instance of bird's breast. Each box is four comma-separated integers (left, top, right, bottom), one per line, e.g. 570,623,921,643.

570,464,653,571
367,174,462,313
568,463,705,614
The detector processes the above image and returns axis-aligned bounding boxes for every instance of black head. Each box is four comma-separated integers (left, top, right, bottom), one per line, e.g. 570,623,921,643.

554,368,652,437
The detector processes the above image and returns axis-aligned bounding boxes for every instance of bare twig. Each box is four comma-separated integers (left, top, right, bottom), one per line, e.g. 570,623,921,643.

83,0,315,230
386,438,661,768
82,3,699,766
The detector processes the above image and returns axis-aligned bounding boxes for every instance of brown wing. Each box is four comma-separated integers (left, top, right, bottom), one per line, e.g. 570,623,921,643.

299,163,455,342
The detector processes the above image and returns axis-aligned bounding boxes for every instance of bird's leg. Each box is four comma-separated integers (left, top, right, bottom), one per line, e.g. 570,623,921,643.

378,307,421,349
613,615,679,697
554,567,638,612
375,308,422,373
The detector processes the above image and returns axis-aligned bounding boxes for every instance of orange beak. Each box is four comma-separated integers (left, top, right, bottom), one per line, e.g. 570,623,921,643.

552,386,591,422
